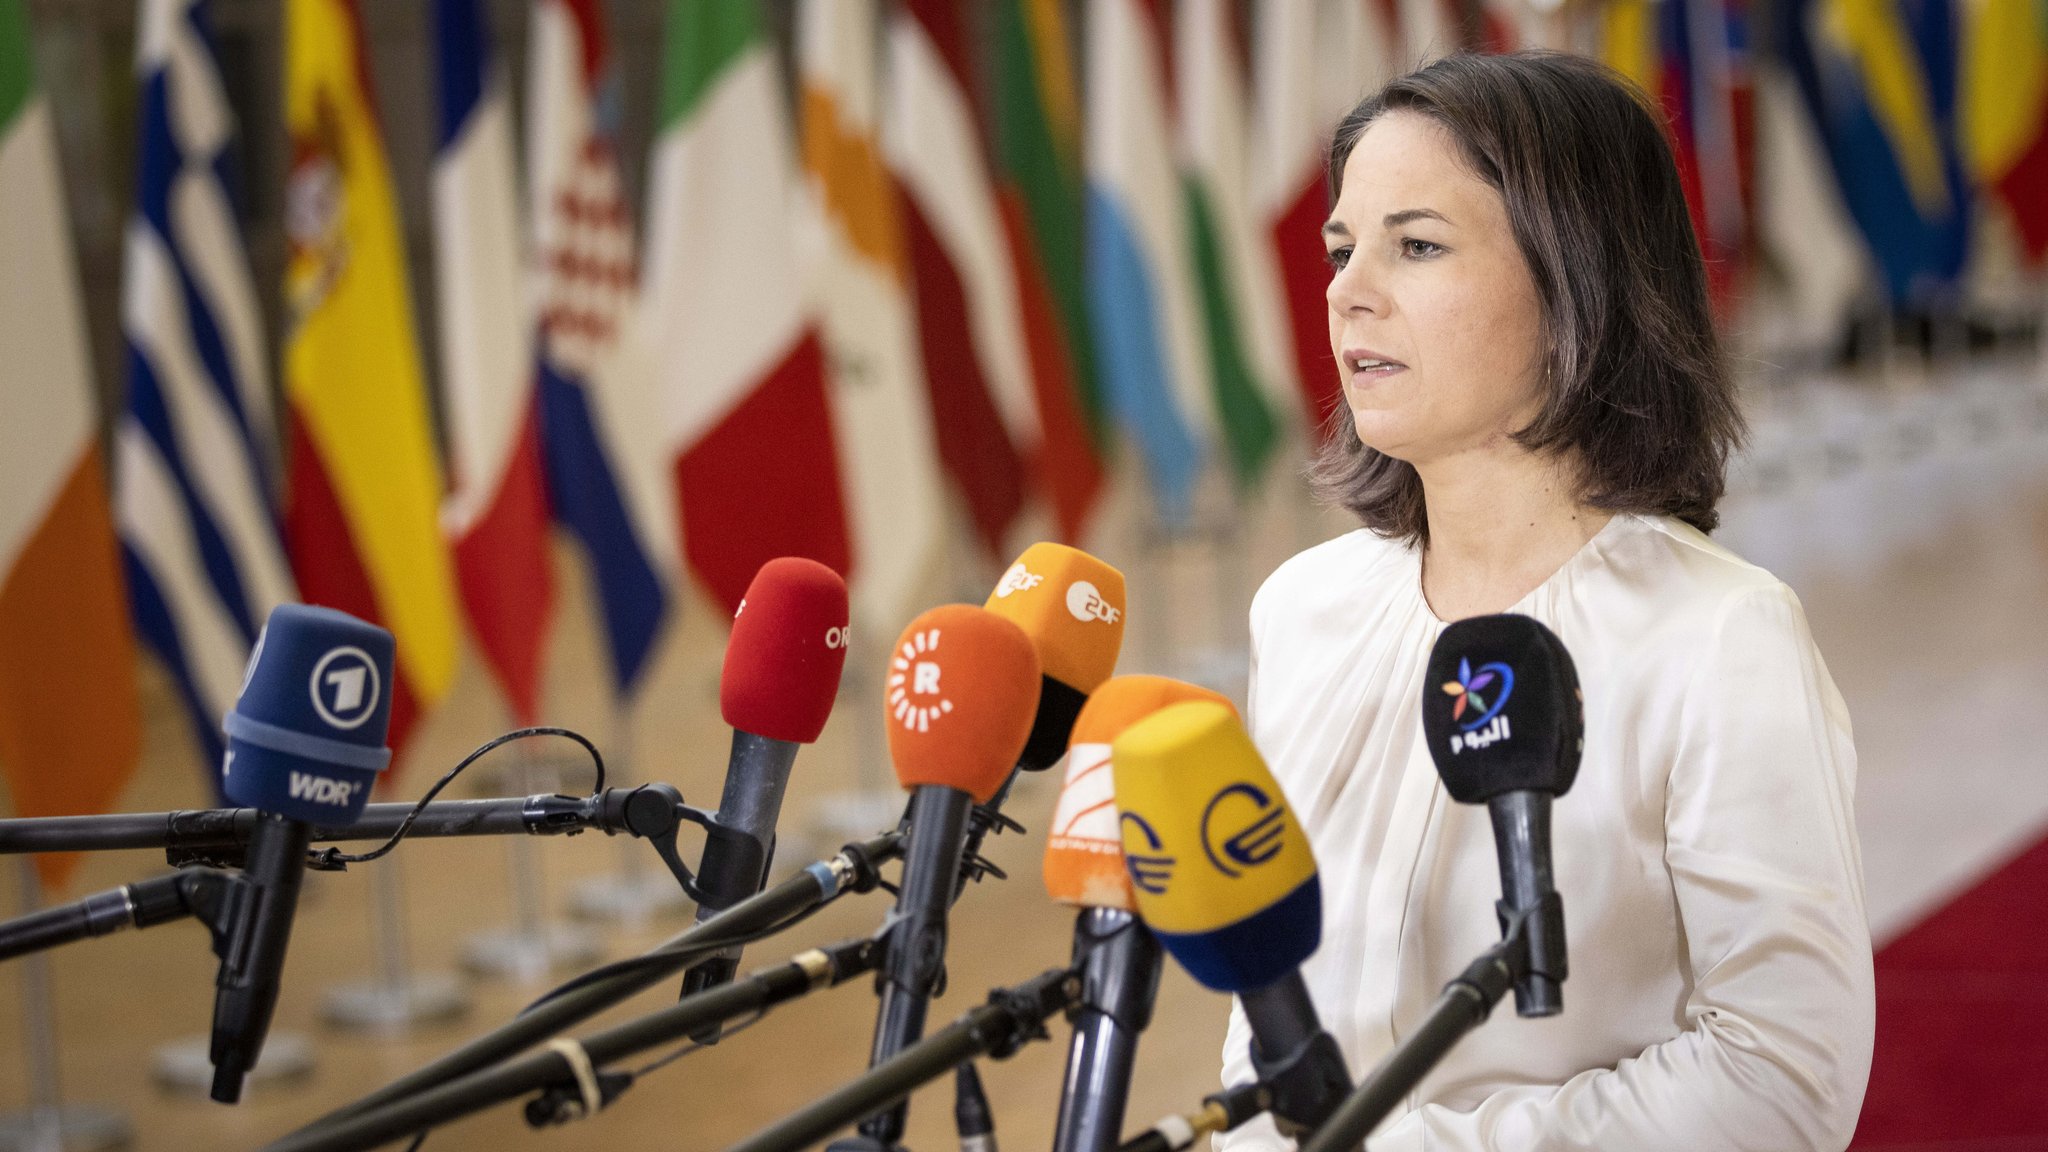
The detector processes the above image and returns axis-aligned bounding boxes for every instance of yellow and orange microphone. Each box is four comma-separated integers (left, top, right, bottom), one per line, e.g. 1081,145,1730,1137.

1043,676,1236,1152
1111,702,1352,1136
1045,676,1238,910
854,605,1040,1149
983,542,1127,772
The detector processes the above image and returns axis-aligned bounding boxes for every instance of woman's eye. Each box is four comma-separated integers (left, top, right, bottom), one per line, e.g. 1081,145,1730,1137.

1324,245,1352,271
1401,238,1444,259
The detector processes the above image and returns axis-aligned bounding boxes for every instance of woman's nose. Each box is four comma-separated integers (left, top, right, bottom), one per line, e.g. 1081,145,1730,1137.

1326,253,1383,317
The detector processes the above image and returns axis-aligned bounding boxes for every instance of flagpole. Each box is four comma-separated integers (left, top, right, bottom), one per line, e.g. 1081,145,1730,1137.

570,693,689,924
460,743,603,983
322,850,468,1031
0,860,129,1152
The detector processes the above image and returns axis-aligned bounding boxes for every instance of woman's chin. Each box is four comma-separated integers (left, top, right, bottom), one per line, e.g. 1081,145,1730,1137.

1350,413,1419,461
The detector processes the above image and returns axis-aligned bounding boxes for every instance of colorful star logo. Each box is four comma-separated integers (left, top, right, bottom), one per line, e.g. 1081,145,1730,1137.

1441,657,1514,731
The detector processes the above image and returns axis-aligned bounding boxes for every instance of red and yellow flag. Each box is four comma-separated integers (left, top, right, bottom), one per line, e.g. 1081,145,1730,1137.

282,0,459,761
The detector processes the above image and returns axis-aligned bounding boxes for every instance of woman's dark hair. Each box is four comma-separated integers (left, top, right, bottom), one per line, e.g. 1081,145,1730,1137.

1310,51,1743,541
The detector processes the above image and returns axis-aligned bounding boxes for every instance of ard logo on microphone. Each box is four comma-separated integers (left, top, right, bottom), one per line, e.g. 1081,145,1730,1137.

309,645,381,731
1200,783,1288,878
1442,656,1514,754
887,628,955,732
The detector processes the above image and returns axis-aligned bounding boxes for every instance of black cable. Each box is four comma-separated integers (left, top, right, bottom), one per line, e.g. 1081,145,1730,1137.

307,727,605,869
518,897,829,1014
632,1007,768,1077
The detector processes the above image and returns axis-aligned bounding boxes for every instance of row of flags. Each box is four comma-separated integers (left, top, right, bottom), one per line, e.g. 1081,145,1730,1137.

6,0,2048,891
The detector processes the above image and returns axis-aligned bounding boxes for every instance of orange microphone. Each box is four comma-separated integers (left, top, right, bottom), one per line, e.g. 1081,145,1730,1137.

849,605,1040,1150
1046,676,1237,1152
983,542,1127,772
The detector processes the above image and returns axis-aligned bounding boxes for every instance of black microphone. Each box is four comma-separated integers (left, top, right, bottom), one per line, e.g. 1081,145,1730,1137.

839,606,1042,1151
211,604,394,1102
681,558,850,1001
1421,613,1583,1016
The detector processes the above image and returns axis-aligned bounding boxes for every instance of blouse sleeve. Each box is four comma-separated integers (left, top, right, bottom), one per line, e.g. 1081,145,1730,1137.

1369,584,1875,1151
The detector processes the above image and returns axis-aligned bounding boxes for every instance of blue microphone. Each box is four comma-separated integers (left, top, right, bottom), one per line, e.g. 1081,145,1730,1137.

211,604,392,1101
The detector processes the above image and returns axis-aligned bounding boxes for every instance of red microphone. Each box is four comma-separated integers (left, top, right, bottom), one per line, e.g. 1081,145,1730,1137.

682,557,851,1000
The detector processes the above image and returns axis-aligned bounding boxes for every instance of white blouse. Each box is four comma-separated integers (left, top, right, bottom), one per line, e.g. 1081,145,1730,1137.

1216,513,1874,1151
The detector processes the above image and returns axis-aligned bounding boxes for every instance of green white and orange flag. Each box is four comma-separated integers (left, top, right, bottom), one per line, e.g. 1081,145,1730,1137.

646,0,852,616
282,0,460,762
991,0,1110,532
0,0,142,888
1177,0,1283,487
796,0,943,633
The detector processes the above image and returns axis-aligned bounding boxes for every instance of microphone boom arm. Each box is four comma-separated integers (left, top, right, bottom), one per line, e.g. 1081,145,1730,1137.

1296,908,1536,1152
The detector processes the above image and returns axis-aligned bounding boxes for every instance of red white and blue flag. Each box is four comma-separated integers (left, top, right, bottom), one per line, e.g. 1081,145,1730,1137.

433,0,555,723
527,0,670,696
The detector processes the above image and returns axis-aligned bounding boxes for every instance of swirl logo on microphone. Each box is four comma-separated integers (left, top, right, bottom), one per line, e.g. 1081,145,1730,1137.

308,645,381,731
1199,783,1288,878
1119,811,1176,895
888,627,955,732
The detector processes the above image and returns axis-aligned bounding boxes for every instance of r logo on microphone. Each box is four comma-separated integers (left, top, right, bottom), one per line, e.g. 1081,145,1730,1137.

888,627,955,732
309,645,381,731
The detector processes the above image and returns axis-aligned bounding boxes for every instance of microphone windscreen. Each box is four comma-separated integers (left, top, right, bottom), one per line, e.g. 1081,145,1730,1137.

722,557,851,743
221,604,393,823
984,543,1126,770
984,543,1125,692
1422,613,1583,803
886,605,1042,804
1111,701,1320,992
1045,677,1238,910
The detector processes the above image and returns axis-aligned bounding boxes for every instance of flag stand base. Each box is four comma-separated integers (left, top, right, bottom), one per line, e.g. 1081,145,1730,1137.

321,856,470,1031
0,1105,130,1152
149,1031,313,1096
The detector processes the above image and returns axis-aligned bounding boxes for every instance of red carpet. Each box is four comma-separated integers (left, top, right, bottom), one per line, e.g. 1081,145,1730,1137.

1851,829,2048,1149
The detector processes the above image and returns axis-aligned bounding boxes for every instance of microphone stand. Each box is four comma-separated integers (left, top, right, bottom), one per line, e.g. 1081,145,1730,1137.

298,832,900,1130
258,937,889,1152
0,867,236,963
1295,910,1535,1152
728,966,1084,1152
1116,910,1542,1152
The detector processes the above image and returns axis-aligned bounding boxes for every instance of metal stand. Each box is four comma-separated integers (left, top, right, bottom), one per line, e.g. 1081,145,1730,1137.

570,700,688,924
322,855,468,1030
0,862,130,1152
461,749,602,982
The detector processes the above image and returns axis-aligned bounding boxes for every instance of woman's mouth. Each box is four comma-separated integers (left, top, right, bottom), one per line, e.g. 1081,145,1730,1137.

1343,350,1408,380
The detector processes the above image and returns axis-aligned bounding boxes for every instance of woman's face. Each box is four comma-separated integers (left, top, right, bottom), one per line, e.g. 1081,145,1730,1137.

1324,111,1547,467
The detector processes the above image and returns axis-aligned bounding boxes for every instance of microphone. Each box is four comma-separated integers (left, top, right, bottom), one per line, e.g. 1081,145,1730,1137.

1111,700,1351,1136
213,604,393,1102
682,557,850,1002
982,543,1126,773
1421,613,1583,1016
1048,676,1237,1152
1294,618,1587,1152
851,605,1042,1150
947,542,1126,899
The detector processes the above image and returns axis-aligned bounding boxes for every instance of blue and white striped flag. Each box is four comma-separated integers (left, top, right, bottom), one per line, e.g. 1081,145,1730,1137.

528,0,670,697
116,0,294,786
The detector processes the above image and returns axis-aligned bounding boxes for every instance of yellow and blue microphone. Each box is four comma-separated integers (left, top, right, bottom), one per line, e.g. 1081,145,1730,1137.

1110,701,1352,1134
1110,701,1319,992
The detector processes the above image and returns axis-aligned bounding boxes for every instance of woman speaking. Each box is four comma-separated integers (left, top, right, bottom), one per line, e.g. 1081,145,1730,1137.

1218,53,1874,1150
